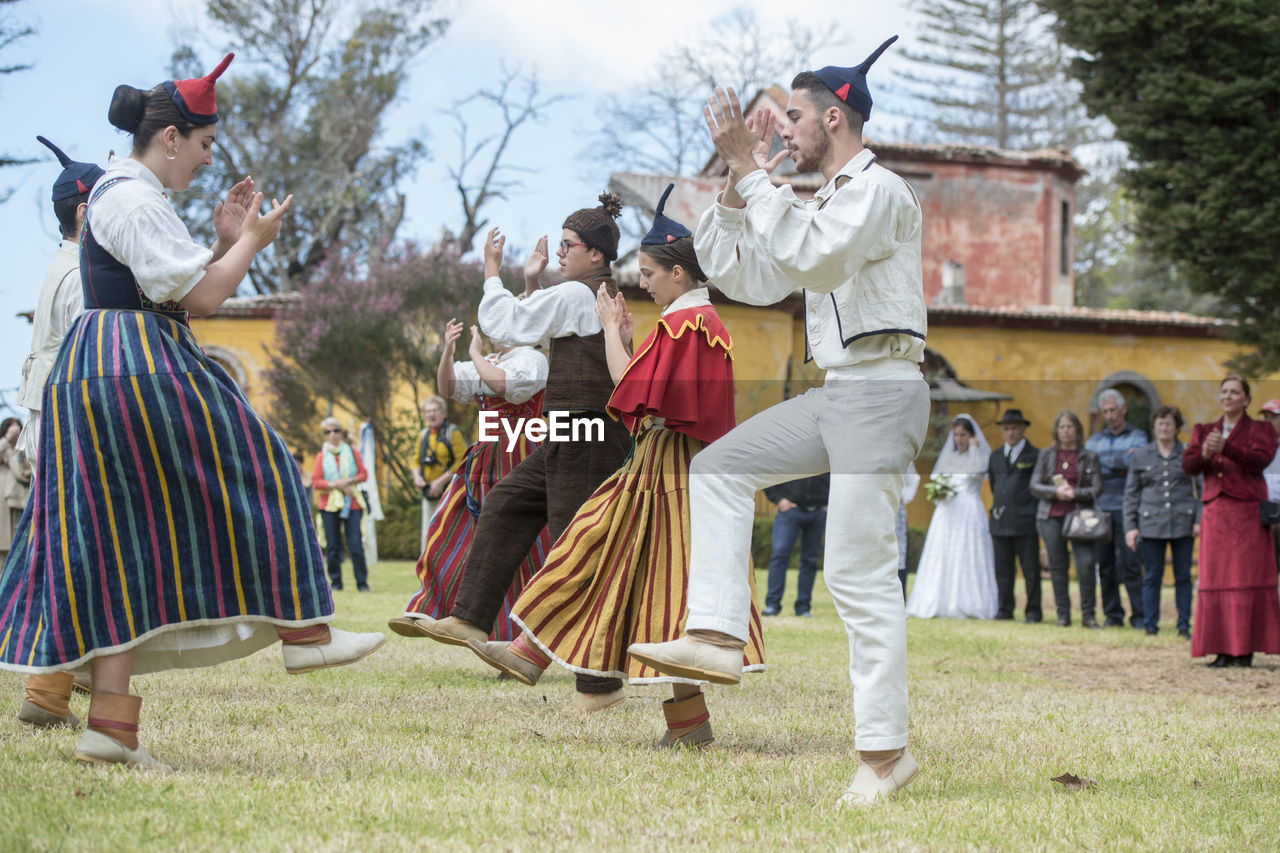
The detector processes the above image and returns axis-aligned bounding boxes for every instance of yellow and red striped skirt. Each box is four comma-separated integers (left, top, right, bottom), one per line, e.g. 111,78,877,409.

512,427,765,683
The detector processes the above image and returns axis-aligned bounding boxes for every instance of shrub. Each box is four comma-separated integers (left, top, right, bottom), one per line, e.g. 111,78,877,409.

376,500,424,561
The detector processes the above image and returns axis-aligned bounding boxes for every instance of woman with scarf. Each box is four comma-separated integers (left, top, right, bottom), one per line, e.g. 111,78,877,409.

906,414,998,619
0,55,383,768
466,186,765,748
313,419,371,591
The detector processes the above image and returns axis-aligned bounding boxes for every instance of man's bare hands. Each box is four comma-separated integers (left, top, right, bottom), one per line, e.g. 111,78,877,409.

704,88,786,182
525,236,548,293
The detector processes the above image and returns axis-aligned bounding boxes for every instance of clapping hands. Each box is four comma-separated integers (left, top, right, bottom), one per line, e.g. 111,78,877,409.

703,87,788,181
595,283,629,333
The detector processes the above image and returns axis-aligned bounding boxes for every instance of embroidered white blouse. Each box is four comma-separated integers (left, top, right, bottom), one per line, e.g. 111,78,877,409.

450,345,549,405
85,156,213,306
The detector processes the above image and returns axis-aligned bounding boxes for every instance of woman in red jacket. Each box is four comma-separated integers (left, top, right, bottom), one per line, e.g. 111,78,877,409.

1182,374,1280,667
313,418,370,591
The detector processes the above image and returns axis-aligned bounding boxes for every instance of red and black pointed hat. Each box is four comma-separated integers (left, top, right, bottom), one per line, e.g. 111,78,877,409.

36,136,105,202
641,184,692,246
813,35,897,121
162,53,234,125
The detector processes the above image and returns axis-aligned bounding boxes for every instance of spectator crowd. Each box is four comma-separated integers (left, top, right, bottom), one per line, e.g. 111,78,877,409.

895,377,1280,669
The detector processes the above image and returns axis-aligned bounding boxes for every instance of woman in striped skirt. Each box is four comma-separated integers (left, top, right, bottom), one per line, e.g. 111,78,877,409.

0,56,384,768
467,185,765,747
388,319,550,642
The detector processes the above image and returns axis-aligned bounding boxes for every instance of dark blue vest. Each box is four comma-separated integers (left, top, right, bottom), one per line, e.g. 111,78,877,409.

80,176,190,326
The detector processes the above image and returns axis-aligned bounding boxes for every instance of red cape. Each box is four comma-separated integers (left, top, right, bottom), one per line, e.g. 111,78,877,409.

607,304,735,445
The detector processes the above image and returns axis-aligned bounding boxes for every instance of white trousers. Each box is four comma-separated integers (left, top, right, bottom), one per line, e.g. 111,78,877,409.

686,363,929,749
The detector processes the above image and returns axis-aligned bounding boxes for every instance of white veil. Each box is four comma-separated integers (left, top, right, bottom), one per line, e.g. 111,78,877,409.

932,413,991,476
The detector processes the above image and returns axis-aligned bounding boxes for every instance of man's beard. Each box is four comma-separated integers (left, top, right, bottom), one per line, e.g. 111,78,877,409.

794,129,831,174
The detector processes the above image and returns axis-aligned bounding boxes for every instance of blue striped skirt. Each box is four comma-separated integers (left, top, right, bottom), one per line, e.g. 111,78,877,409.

0,310,333,674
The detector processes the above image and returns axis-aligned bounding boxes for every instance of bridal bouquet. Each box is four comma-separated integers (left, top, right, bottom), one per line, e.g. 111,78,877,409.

925,473,957,503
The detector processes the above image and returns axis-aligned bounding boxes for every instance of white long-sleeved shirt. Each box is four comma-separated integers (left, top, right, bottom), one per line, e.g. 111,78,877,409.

18,240,84,411
478,277,602,348
85,156,212,306
694,149,926,372
450,345,548,405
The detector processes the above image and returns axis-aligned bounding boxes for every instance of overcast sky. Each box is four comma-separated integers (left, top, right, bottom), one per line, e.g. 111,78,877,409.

0,0,916,415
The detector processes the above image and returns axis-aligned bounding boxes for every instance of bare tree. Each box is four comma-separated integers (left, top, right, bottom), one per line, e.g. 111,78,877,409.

587,8,839,176
446,66,570,254
0,0,35,200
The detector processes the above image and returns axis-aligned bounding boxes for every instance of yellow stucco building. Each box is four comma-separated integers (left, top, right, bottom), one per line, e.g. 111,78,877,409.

194,291,1277,529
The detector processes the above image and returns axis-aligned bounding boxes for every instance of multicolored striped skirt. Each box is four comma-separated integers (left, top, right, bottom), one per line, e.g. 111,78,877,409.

512,427,766,683
402,404,549,641
0,310,332,674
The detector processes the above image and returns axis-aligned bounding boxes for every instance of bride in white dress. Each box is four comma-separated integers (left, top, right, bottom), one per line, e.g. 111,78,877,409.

906,414,998,619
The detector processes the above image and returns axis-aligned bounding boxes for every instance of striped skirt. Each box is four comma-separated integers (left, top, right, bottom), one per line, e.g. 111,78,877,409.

0,310,332,675
402,423,549,641
512,427,766,684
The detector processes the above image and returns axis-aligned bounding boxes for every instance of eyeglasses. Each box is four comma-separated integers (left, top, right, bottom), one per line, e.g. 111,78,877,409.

324,428,343,434
558,240,588,252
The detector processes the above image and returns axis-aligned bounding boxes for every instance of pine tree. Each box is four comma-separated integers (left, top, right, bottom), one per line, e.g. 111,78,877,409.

1044,0,1280,370
895,0,1093,150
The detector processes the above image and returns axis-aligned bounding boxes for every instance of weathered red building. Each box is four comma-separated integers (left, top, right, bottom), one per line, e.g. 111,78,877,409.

610,85,1084,309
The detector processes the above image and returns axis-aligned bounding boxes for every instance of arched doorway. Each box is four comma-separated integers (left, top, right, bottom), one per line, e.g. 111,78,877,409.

1090,372,1160,440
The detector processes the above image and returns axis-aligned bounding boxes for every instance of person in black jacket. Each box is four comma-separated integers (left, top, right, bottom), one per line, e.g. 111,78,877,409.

762,474,830,616
987,410,1042,622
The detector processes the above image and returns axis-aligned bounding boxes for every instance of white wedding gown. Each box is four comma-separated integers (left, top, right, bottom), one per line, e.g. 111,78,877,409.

906,470,999,619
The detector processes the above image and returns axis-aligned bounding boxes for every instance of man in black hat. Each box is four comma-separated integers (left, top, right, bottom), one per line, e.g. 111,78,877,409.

629,36,929,806
13,136,105,731
988,409,1042,622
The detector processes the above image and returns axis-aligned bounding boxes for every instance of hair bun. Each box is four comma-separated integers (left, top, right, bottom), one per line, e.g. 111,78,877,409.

107,85,146,133
598,192,623,220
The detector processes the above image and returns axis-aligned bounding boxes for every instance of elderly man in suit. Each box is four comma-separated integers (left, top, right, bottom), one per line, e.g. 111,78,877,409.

988,409,1042,622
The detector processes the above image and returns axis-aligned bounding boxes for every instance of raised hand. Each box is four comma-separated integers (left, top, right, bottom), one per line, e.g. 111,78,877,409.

1203,427,1225,458
703,87,764,179
242,192,294,252
441,318,463,355
595,283,624,329
483,227,505,278
618,296,633,344
745,108,787,174
524,235,549,291
214,176,255,245
468,324,485,362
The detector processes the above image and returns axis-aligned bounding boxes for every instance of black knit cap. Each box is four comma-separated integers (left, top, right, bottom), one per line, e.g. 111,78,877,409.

563,191,623,263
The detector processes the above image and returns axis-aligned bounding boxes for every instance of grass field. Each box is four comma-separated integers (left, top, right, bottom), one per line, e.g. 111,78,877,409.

1,560,1277,851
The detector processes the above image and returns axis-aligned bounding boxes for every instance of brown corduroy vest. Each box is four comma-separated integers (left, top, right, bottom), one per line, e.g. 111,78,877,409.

542,271,618,414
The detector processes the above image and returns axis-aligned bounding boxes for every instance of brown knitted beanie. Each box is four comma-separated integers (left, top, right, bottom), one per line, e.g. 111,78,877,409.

563,192,623,263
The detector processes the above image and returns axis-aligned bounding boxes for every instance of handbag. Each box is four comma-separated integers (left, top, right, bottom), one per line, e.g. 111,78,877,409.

1062,507,1112,542
1261,501,1280,525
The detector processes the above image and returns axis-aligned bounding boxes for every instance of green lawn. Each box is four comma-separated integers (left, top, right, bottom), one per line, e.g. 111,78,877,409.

1,561,1276,851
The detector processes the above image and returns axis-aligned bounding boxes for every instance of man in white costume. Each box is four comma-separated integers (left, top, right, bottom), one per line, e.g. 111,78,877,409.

629,36,930,805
